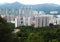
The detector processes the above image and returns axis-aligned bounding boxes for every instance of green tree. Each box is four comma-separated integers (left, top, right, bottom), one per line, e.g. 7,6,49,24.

0,17,19,42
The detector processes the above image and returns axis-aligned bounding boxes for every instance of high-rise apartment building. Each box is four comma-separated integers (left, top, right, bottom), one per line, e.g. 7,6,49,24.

15,16,33,27
34,14,53,27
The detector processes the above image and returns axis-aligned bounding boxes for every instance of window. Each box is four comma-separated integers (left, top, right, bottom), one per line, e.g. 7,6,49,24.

20,18,23,20
21,21,23,24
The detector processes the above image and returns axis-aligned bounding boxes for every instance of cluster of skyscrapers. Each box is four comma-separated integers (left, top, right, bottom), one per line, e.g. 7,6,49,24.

0,7,60,27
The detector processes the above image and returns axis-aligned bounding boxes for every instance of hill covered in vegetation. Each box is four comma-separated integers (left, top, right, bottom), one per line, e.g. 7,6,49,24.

0,2,60,14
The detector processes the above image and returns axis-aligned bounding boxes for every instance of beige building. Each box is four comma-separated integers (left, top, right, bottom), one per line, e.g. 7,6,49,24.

15,16,33,27
33,14,54,27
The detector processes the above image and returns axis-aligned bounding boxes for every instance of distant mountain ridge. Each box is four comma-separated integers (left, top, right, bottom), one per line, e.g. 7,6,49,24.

0,2,60,14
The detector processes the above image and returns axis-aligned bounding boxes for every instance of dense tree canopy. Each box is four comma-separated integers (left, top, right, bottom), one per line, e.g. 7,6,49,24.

0,17,20,42
16,25,60,42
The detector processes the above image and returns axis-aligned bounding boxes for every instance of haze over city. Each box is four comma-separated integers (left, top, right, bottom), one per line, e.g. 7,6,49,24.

0,0,60,42
0,0,60,5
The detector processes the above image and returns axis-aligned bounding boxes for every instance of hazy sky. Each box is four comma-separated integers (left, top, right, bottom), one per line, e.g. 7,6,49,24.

0,0,60,5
